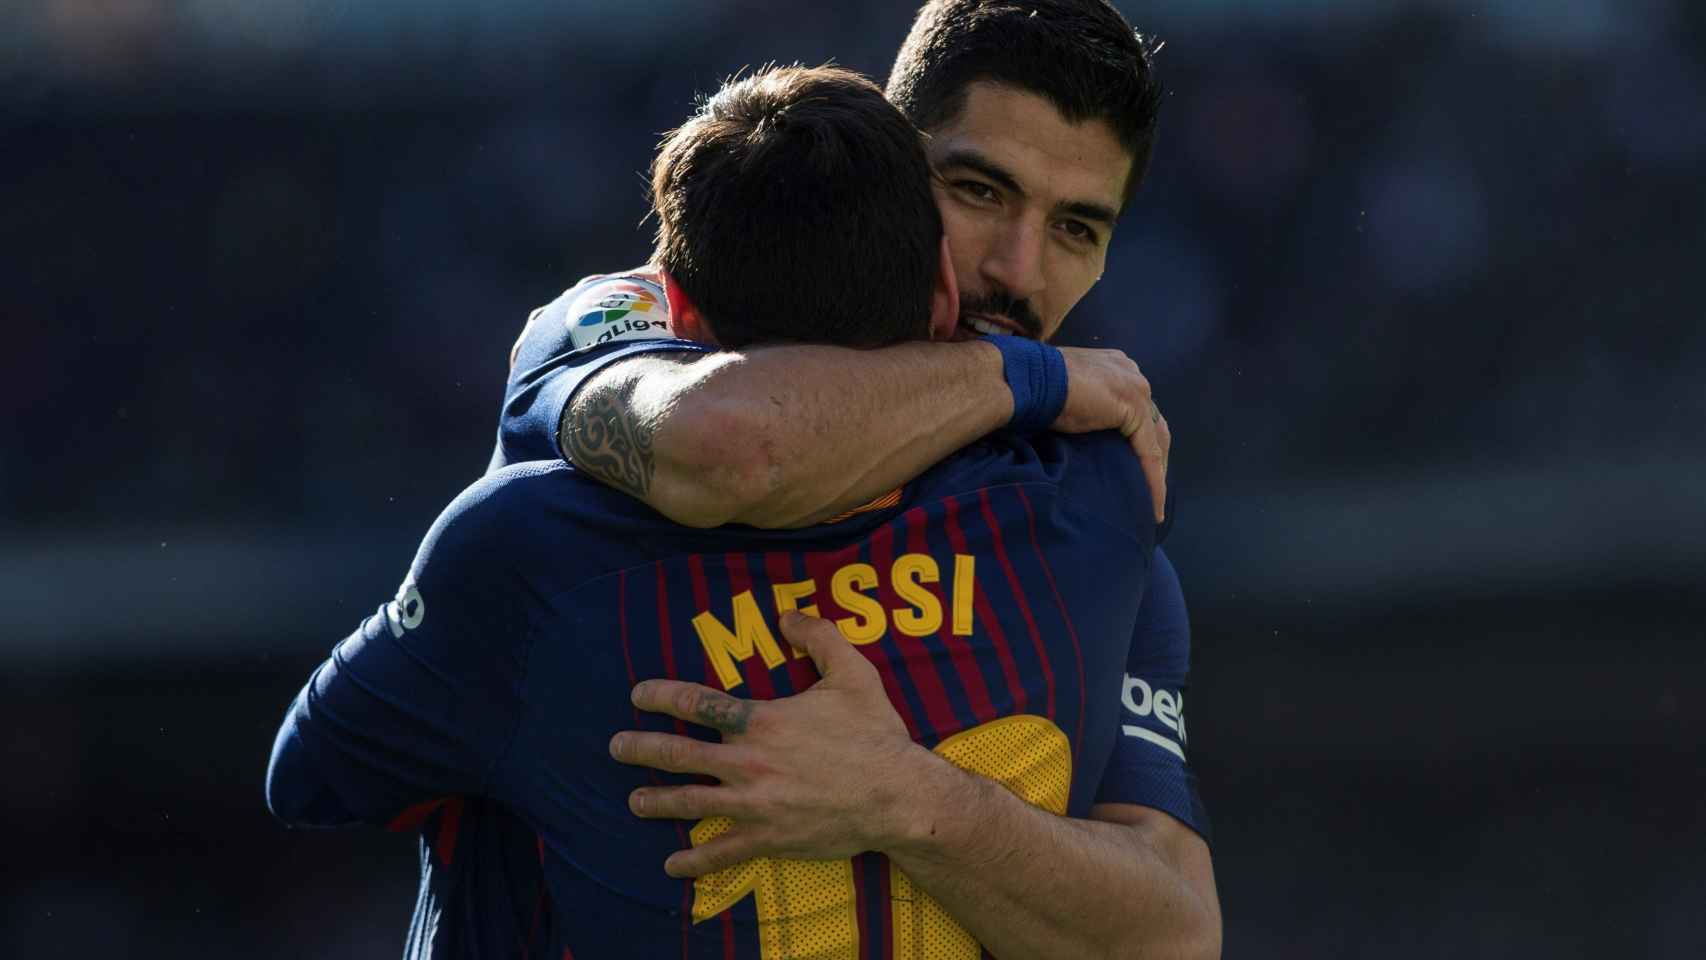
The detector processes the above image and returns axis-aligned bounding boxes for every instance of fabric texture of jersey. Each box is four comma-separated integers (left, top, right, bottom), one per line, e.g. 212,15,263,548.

268,424,1206,958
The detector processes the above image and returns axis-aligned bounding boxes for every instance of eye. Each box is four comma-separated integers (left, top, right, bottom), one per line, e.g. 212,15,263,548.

955,180,999,203
1058,219,1100,246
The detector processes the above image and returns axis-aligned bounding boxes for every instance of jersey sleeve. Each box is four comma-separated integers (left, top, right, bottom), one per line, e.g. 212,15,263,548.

266,478,535,828
1092,548,1212,843
492,274,712,470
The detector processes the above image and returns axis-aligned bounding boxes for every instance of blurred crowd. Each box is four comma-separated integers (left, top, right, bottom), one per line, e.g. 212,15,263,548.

5,0,1700,534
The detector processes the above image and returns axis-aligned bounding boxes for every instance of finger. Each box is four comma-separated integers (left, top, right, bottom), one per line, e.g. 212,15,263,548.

665,829,766,879
631,679,757,735
609,730,736,777
779,612,869,682
1156,412,1172,478
1130,425,1167,523
629,783,746,821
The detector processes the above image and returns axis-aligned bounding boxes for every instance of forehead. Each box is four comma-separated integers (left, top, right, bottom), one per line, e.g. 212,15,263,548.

926,81,1132,213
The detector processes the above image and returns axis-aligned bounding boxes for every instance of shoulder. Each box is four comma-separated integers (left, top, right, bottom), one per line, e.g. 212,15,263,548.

912,430,1149,533
558,272,676,351
513,270,695,370
498,270,713,469
419,460,698,585
415,462,570,566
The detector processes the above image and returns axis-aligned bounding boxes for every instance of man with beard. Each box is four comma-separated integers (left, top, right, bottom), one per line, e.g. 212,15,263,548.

274,2,1218,958
516,5,1217,957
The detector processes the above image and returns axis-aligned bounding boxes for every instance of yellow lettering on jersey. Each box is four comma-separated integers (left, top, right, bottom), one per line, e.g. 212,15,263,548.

691,590,787,691
951,554,976,636
890,553,943,637
770,579,821,659
829,563,885,645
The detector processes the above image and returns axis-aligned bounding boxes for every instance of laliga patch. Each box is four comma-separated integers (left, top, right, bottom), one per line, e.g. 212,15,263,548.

565,276,672,351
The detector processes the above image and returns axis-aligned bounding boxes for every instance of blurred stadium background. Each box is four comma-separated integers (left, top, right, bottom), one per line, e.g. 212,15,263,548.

3,0,1703,955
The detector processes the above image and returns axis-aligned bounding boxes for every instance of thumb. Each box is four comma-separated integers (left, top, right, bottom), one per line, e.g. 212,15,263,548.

779,611,863,681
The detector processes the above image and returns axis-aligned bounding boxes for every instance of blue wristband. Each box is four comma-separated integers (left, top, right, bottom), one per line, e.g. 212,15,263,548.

983,334,1068,434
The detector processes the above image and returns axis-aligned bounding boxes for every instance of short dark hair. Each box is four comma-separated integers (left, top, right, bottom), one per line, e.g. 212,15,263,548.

886,0,1164,206
650,64,943,349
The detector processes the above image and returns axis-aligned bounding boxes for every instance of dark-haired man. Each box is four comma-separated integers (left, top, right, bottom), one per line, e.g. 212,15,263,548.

522,3,1219,958
269,62,1207,958
545,0,1174,534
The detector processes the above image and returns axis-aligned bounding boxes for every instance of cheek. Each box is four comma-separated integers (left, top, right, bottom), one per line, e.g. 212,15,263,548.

939,205,990,280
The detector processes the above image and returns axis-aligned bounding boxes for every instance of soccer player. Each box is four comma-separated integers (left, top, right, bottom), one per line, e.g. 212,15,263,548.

501,2,1216,957
391,2,1208,957
269,62,1212,960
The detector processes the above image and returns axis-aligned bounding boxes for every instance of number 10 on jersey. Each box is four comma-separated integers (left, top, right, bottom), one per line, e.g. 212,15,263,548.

691,715,1072,959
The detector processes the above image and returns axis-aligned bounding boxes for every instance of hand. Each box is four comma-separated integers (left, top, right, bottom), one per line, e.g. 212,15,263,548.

1053,347,1171,523
609,612,928,878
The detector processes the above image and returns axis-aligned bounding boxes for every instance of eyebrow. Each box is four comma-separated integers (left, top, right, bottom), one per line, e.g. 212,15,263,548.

936,147,1120,228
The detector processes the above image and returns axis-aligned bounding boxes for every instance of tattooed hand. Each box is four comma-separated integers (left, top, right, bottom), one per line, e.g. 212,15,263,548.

608,612,931,878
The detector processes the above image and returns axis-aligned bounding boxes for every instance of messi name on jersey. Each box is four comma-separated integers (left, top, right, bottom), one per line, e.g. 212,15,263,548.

693,551,977,690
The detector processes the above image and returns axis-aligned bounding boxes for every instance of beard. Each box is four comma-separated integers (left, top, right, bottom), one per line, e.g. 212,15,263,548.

959,289,1043,339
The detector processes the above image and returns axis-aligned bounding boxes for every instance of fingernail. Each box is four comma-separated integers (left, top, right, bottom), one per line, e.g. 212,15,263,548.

608,733,627,757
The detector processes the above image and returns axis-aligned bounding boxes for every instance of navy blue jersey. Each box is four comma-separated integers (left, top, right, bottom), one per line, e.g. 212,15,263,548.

268,442,1207,959
269,271,1208,959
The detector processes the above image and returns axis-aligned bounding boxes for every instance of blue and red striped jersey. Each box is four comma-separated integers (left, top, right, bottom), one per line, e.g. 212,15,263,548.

268,429,1207,958
267,272,1208,959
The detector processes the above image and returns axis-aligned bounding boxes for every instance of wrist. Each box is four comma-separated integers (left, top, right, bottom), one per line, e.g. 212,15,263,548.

871,745,971,859
947,337,1014,433
981,335,1068,433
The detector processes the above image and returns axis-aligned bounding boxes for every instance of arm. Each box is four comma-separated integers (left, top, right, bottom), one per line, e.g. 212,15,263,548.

612,612,1219,960
561,339,1168,529
885,547,1216,958
561,340,1008,529
266,486,529,827
886,548,1217,958
882,756,1219,960
266,606,501,828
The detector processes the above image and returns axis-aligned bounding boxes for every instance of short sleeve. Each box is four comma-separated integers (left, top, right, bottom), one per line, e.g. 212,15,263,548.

265,478,535,827
1092,548,1211,843
493,275,712,469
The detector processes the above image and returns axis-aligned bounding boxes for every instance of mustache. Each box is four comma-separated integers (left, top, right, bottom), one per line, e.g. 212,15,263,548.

959,291,1043,339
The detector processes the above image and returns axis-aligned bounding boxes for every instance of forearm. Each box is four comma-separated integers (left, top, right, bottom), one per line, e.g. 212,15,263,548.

704,340,1009,526
884,749,1218,960
570,340,1010,528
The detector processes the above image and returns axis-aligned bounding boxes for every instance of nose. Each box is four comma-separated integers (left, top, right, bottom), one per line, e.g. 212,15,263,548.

979,220,1047,303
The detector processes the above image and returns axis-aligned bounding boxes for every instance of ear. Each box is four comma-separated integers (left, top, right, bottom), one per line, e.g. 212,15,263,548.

928,232,960,341
660,270,715,345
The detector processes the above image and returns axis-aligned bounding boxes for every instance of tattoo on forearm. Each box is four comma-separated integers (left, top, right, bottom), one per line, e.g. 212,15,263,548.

693,693,754,735
561,381,656,499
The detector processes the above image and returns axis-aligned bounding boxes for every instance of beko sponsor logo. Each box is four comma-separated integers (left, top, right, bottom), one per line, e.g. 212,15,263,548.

1119,674,1186,760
